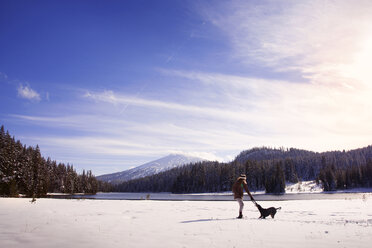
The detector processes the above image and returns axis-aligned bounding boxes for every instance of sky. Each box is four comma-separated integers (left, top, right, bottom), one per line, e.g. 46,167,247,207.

1,0,372,175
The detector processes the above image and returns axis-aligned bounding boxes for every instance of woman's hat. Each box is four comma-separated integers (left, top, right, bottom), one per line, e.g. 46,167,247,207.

238,174,246,180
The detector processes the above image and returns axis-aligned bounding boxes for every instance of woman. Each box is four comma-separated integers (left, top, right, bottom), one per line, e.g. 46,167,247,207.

232,174,254,219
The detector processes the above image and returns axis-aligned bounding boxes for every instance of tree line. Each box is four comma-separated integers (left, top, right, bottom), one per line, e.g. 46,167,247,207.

0,125,111,197
115,146,372,194
3,123,372,195
115,160,292,194
318,161,372,191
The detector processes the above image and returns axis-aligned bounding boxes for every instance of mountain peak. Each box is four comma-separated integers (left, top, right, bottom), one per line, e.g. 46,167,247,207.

97,154,206,184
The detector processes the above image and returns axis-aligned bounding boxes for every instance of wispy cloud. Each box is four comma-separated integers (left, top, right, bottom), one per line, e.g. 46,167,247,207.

86,61,372,150
15,115,236,174
17,84,41,101
201,0,372,88
84,90,259,123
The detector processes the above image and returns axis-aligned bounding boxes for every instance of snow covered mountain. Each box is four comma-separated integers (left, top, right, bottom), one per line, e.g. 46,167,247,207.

97,154,206,184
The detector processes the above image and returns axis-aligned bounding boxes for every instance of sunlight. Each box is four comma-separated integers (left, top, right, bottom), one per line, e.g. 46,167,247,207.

343,34,372,87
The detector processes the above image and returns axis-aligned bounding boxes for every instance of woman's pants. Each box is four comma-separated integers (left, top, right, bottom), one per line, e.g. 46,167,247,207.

236,198,244,212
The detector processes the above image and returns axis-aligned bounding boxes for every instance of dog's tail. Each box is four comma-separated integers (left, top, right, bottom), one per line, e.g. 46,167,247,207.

276,207,281,210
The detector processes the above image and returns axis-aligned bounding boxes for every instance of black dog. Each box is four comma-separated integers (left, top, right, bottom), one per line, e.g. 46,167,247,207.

255,203,281,219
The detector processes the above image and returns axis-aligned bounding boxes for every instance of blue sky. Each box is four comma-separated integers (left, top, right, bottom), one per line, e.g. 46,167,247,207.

1,0,372,175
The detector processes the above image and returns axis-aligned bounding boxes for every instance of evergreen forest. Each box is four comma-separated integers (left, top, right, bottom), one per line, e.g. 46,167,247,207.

0,125,111,197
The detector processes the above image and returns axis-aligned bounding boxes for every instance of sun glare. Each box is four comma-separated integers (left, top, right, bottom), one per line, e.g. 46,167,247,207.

345,35,372,86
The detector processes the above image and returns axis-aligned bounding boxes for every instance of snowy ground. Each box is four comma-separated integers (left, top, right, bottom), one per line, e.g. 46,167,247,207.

285,180,323,193
284,181,372,194
1,195,372,248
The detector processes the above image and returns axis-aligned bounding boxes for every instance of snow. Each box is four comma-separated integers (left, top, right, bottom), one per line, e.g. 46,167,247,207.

285,181,372,194
1,195,372,248
285,181,323,194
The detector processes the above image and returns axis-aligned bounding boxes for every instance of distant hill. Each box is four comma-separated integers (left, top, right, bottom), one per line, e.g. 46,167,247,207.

97,154,206,184
114,146,372,194
234,147,317,163
235,146,372,164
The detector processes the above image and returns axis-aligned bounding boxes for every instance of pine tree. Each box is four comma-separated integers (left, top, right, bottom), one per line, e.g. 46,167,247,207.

274,162,286,193
284,159,298,183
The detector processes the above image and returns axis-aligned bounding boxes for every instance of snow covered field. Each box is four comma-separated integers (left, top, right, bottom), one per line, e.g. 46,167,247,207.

1,196,372,248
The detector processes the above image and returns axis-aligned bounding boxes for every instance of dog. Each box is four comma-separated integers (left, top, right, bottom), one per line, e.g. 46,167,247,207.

255,203,281,219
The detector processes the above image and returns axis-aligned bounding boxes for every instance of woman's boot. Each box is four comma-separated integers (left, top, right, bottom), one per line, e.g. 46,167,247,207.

237,211,243,219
